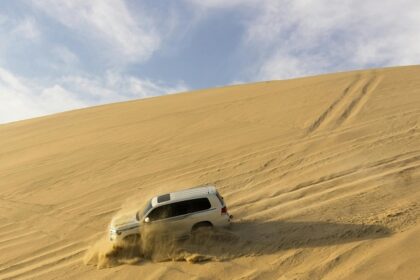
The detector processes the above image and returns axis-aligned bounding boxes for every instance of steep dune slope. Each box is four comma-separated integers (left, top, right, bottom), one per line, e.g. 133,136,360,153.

0,65,419,279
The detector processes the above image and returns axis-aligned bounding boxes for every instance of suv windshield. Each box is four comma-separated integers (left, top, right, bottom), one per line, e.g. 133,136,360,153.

141,200,152,218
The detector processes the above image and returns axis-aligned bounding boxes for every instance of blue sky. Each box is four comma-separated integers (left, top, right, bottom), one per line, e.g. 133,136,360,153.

1,0,419,123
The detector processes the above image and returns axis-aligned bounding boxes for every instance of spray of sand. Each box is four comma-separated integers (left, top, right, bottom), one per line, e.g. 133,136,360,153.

83,227,240,269
84,195,240,268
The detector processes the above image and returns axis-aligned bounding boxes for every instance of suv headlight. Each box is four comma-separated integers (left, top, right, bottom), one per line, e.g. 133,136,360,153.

110,228,122,235
109,228,121,241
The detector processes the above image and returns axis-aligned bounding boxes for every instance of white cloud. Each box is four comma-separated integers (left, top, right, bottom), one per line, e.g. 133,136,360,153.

0,67,85,123
127,76,188,98
31,0,161,64
59,71,188,103
52,46,79,65
12,17,40,40
188,0,420,80
186,0,253,9
0,15,41,48
258,54,322,81
39,85,85,112
0,67,29,94
0,67,187,124
245,0,420,80
0,15,6,25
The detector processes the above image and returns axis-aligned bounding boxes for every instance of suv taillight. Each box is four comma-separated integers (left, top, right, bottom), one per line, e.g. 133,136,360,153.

221,206,227,215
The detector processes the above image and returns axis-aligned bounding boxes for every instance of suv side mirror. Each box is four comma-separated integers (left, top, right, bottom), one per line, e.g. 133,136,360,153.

144,217,150,223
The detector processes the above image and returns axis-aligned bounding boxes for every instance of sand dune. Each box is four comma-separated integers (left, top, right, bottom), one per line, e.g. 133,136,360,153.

0,65,419,279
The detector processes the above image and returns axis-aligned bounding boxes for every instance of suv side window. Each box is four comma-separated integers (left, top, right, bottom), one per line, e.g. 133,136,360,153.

171,200,190,217
189,198,211,212
148,198,212,221
171,198,211,216
148,204,171,221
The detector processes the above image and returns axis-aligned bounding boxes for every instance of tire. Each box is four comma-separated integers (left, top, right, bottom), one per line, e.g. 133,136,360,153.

191,221,213,233
123,234,140,244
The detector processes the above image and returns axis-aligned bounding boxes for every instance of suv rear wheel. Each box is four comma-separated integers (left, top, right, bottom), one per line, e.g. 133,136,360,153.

191,221,213,233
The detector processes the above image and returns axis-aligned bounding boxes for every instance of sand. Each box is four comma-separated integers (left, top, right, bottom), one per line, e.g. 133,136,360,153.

0,65,419,279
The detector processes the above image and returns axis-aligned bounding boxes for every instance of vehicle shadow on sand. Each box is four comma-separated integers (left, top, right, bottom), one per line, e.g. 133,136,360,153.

88,220,392,266
170,220,392,262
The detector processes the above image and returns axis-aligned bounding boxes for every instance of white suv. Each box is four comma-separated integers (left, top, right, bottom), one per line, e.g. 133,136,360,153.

109,186,232,242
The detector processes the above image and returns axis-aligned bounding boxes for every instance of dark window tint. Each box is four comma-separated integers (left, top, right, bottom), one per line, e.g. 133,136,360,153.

148,198,211,221
189,198,211,212
157,193,170,203
171,200,190,217
148,204,171,221
171,198,211,217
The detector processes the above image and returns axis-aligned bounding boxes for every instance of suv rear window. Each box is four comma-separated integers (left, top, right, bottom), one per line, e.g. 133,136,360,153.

147,198,211,221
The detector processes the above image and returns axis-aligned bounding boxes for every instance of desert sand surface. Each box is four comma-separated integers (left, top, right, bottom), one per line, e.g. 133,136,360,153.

0,65,419,279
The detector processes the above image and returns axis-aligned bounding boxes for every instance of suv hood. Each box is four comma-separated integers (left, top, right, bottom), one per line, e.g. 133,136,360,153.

110,213,140,231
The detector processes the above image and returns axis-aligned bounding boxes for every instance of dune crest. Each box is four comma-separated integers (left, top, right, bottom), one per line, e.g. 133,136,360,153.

0,66,419,279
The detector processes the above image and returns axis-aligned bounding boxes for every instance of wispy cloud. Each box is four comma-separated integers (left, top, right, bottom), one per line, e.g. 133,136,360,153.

31,0,161,64
0,67,67,123
245,0,420,80
187,0,420,80
58,72,188,103
0,67,187,123
52,46,79,65
0,1,187,123
12,17,41,40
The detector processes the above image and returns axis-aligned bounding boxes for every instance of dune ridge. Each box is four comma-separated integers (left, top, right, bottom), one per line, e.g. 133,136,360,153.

0,65,419,279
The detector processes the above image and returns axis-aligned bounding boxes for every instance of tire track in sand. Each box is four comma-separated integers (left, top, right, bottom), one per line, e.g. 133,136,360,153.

0,248,85,280
307,74,381,134
333,75,382,128
0,242,86,279
307,76,363,133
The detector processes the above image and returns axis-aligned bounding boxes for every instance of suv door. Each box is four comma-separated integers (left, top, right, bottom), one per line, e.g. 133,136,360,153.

186,197,215,229
143,204,172,236
144,201,189,237
144,198,214,237
162,200,192,236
